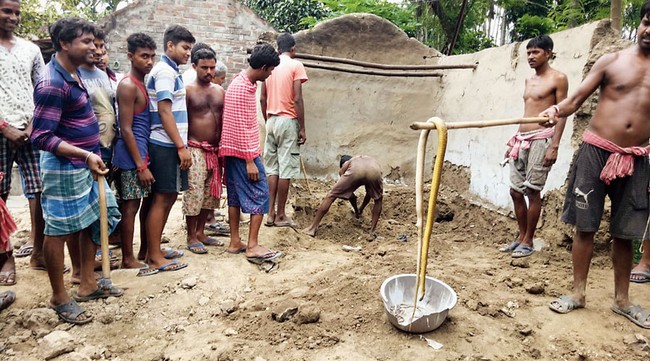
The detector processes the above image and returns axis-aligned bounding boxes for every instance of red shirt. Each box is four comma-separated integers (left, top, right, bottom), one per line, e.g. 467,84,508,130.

219,71,261,160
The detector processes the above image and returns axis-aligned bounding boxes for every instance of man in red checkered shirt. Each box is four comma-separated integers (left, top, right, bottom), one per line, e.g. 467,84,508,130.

219,43,283,264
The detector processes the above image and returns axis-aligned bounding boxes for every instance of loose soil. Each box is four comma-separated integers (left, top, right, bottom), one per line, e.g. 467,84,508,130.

1,169,649,361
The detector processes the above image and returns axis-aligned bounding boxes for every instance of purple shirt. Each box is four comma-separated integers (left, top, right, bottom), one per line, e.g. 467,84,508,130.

31,55,100,168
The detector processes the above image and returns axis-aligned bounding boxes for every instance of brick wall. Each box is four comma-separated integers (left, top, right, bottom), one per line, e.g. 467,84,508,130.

100,0,274,83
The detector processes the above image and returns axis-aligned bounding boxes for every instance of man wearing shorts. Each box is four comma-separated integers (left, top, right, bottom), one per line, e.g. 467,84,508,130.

219,43,283,263
144,25,194,272
183,47,224,254
0,0,46,281
501,35,568,259
260,33,308,228
542,2,650,329
31,18,122,325
303,155,383,238
113,33,156,273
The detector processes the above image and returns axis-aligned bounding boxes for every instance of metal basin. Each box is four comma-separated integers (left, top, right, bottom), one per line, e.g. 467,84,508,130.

380,274,457,333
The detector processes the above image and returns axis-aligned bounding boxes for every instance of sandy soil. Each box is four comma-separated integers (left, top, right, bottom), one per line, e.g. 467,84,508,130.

1,168,649,361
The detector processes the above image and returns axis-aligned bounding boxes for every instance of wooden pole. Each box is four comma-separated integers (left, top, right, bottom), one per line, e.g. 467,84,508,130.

97,175,112,288
246,48,478,71
410,117,549,130
300,156,312,195
295,53,477,71
302,61,443,77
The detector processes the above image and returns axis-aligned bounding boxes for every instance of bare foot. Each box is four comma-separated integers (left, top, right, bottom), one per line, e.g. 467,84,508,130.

121,258,147,270
226,239,247,253
301,228,316,237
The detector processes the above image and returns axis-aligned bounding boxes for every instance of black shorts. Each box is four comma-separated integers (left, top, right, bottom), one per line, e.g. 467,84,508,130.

148,143,188,193
562,143,649,240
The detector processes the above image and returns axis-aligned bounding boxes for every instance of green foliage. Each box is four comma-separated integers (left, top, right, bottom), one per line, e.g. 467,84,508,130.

457,29,496,54
243,0,330,33
17,0,127,39
513,14,556,41
17,0,85,39
549,0,610,30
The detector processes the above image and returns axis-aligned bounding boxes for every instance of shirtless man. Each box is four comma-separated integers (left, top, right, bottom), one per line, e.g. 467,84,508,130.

113,33,156,273
303,155,383,238
183,48,224,254
500,35,568,258
543,2,650,329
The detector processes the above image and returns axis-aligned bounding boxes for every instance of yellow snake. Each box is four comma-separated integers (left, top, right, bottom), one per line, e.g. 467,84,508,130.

410,116,549,325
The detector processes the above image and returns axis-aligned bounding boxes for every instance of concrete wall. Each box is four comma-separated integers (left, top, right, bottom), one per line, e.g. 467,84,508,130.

100,0,274,82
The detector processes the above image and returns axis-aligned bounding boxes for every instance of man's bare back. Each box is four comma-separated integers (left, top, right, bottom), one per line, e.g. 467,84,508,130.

586,47,650,147
186,81,224,144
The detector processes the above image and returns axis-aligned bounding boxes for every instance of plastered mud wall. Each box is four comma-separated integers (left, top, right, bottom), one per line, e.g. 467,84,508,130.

296,16,623,211
293,14,442,183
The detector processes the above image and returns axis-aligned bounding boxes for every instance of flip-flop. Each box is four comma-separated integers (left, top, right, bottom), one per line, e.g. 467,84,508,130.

137,265,159,277
205,223,230,236
611,304,650,329
162,247,184,259
0,290,16,311
0,271,16,286
264,220,275,227
95,250,118,263
187,242,208,254
73,286,124,302
549,295,584,314
274,220,297,229
14,245,33,258
158,260,188,272
511,244,534,258
499,241,519,253
247,250,283,265
225,245,247,254
202,237,224,246
630,271,650,283
32,264,71,274
51,299,93,325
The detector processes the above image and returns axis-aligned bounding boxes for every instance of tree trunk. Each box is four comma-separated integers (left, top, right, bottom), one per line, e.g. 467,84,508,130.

611,0,622,33
446,0,469,55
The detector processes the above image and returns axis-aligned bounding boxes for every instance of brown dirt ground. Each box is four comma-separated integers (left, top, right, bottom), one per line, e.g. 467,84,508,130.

1,165,649,361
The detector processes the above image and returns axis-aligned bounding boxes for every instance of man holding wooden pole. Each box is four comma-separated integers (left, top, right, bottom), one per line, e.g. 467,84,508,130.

500,35,568,258
543,2,650,329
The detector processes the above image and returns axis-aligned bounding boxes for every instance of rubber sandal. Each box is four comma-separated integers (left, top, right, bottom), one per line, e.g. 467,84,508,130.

187,242,208,254
549,295,584,314
0,290,16,311
51,300,93,325
14,245,33,258
73,286,124,302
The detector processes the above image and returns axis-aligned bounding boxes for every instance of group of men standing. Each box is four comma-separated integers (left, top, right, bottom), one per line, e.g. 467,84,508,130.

0,0,314,322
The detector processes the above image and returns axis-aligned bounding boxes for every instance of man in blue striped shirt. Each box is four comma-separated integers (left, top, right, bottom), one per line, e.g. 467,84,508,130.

144,25,194,272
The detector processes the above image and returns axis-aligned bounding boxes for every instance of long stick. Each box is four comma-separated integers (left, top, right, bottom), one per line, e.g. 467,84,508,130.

300,156,312,195
302,62,444,78
410,117,548,130
296,53,477,70
97,174,111,286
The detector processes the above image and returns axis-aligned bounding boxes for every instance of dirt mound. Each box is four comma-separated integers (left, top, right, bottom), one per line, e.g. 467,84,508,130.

1,176,649,360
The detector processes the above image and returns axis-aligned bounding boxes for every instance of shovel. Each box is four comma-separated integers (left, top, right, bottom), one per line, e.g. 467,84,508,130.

97,174,113,291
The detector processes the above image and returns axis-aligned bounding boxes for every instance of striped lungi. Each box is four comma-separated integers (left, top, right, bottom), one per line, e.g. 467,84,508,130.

40,151,121,245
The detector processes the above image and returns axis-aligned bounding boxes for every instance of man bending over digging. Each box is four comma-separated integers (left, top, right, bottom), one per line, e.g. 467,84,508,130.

303,155,383,238
541,1,650,329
